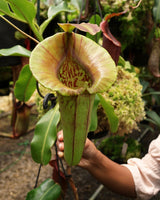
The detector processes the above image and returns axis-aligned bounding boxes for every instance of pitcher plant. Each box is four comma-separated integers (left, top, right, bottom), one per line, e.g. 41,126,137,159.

30,23,117,166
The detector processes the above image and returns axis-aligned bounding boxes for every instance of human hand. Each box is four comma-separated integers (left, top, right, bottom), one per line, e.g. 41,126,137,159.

56,130,65,158
56,130,98,169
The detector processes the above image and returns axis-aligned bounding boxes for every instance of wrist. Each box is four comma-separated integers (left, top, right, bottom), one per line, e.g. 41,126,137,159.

82,148,105,171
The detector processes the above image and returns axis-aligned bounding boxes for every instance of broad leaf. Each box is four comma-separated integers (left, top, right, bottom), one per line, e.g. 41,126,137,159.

0,45,31,57
70,0,81,11
31,0,37,4
89,94,100,132
146,110,160,127
153,0,160,23
48,1,75,19
14,64,36,102
3,0,43,41
0,0,16,17
31,105,60,165
26,178,61,200
39,1,75,35
98,94,118,133
5,0,36,24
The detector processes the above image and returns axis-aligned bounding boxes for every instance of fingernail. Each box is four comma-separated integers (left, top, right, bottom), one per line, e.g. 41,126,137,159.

58,151,64,158
59,143,64,150
58,134,63,141
58,135,62,140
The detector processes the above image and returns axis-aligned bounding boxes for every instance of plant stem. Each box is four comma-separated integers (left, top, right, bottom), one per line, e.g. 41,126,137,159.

131,0,143,9
66,166,79,200
34,164,42,188
0,15,39,44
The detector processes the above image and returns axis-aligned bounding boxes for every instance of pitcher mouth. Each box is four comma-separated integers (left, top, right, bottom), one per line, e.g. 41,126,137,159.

30,31,117,96
58,55,92,90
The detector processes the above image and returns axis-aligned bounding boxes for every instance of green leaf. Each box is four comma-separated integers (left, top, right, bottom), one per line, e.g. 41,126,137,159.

39,19,53,36
98,94,118,133
26,178,61,200
70,0,81,11
153,0,160,23
0,45,31,57
48,2,75,19
14,64,36,102
31,0,37,4
89,94,100,132
3,0,43,41
31,105,60,165
0,0,14,17
117,56,126,67
5,0,36,24
146,110,160,127
39,1,75,35
118,56,135,72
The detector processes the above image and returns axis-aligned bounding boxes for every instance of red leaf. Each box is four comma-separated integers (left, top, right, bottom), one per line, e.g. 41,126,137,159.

49,159,67,192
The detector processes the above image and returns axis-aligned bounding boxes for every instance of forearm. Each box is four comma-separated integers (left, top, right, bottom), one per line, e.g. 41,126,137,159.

82,148,137,198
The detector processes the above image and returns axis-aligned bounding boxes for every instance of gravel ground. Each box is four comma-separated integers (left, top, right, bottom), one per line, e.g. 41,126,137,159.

0,130,133,200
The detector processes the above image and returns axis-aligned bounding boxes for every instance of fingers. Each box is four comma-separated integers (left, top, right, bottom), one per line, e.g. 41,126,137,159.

58,150,64,158
57,130,63,142
57,130,64,158
58,142,64,151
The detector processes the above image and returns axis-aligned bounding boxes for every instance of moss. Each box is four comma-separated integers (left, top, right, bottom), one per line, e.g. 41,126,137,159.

98,135,141,163
98,66,145,135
